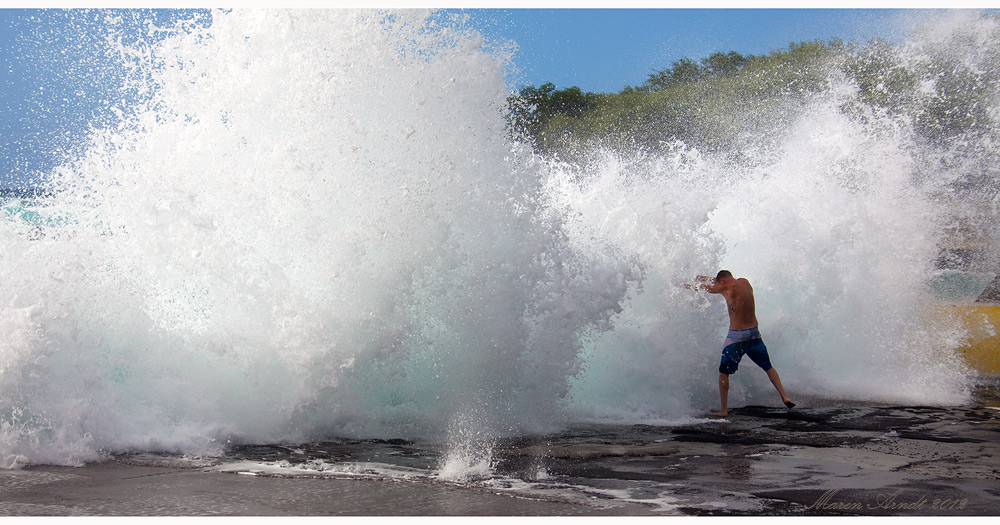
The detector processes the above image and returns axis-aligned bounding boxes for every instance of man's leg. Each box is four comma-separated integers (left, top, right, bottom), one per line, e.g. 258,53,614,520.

744,340,795,409
765,367,795,408
713,373,730,417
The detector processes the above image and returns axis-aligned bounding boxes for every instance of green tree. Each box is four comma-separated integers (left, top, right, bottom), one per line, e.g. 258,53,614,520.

843,38,918,116
702,51,753,77
506,82,598,147
647,57,704,90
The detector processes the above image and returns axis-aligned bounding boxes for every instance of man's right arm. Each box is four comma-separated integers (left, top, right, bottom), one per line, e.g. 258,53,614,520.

695,275,721,293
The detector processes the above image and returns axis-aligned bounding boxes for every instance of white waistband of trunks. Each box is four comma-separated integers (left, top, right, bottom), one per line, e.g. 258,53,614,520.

725,327,762,343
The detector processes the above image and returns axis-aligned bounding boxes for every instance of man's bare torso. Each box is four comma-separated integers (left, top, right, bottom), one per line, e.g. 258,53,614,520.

710,277,758,330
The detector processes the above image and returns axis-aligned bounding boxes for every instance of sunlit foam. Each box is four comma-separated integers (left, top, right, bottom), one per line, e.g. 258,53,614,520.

1,9,992,469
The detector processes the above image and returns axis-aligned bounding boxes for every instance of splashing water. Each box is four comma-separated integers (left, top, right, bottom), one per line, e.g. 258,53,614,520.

1,9,637,469
1,9,992,471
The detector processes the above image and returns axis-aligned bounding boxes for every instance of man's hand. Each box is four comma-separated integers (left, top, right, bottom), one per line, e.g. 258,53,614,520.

687,275,714,291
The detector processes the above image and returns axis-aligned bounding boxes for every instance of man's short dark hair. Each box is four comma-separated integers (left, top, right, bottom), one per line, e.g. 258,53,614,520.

716,270,733,280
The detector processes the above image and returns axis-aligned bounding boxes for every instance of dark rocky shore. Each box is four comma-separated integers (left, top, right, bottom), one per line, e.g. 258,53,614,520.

2,382,997,516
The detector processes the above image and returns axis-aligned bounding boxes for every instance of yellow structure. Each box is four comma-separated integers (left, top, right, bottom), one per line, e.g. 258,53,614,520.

942,304,1000,375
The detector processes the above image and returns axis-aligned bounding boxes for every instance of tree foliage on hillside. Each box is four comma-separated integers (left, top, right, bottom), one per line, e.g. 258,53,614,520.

507,23,1000,168
507,82,600,142
507,39,848,162
645,51,757,89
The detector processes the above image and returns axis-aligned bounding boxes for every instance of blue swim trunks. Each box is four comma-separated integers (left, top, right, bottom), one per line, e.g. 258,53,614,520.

719,327,772,374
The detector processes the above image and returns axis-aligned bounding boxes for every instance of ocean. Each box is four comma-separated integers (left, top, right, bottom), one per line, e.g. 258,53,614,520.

1,9,998,516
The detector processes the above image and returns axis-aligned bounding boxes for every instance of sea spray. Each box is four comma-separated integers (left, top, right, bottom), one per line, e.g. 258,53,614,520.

436,409,498,482
0,9,636,467
554,88,970,420
1,9,992,470
554,12,998,417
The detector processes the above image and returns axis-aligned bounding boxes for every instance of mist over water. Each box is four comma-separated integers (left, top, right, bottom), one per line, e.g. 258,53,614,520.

1,9,993,471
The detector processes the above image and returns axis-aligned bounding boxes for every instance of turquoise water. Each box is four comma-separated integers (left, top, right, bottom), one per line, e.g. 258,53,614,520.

928,271,996,303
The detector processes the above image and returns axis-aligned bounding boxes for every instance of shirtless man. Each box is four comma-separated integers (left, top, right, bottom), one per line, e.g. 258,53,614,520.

696,270,794,417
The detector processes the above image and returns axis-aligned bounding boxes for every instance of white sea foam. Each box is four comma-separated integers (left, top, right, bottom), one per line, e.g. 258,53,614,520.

1,8,993,469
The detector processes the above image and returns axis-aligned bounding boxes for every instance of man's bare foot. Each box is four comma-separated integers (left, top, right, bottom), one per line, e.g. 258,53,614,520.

711,410,728,417
783,399,796,409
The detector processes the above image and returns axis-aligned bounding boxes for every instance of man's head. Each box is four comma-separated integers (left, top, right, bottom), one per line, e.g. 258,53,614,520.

716,270,733,282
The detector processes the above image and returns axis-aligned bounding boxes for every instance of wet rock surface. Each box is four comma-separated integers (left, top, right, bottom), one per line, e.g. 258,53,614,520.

2,383,998,516
486,385,1000,515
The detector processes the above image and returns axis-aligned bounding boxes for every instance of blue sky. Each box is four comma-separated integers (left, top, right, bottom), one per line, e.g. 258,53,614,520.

460,8,937,93
0,6,988,187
